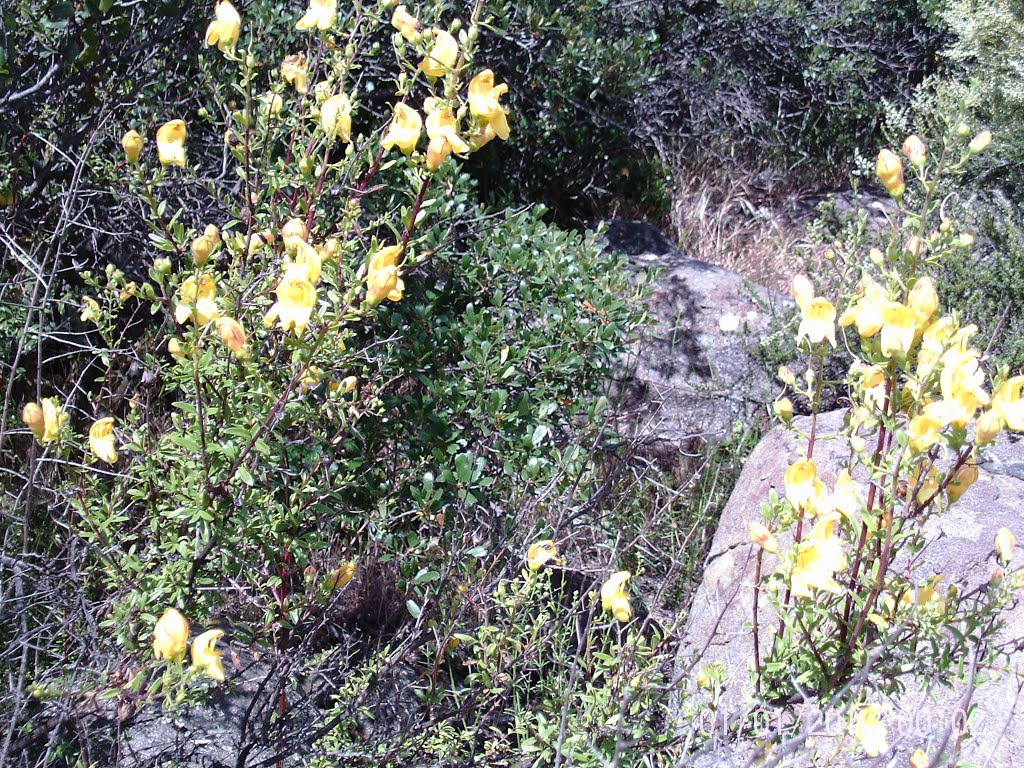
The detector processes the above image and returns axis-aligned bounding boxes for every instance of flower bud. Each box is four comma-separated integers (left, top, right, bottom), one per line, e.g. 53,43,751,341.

191,234,214,266
773,397,793,422
215,316,249,357
168,338,187,359
154,257,172,276
955,122,972,138
902,135,926,167
282,218,309,254
778,365,796,386
968,130,991,154
975,410,1002,445
340,375,357,394
995,527,1016,565
875,148,905,199
121,130,144,164
749,521,778,553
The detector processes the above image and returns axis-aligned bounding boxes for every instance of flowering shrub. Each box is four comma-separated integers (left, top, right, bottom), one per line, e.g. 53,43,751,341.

751,127,1023,755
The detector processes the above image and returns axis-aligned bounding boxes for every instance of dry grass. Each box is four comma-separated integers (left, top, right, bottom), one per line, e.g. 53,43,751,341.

667,162,828,290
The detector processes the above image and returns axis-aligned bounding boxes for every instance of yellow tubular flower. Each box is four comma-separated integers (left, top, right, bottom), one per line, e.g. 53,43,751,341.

468,70,511,141
879,303,916,358
291,240,322,284
600,571,632,623
907,276,938,330
772,397,793,421
265,266,317,336
424,107,470,170
992,375,1024,431
296,0,336,30
205,0,241,53
281,54,309,94
321,94,352,142
910,749,928,768
40,398,68,443
175,275,219,325
391,5,419,41
946,461,978,502
418,29,459,78
876,148,904,198
749,522,778,553
89,417,118,464
156,120,187,167
81,296,100,323
191,628,226,682
121,130,144,163
797,296,837,347
380,103,423,155
281,217,309,255
995,527,1015,564
908,411,942,453
784,459,817,510
153,608,189,662
168,338,187,359
366,264,400,306
911,464,939,506
839,274,890,338
22,402,45,440
526,540,560,570
369,245,403,273
790,513,847,598
855,705,888,757
326,562,356,591
969,130,992,154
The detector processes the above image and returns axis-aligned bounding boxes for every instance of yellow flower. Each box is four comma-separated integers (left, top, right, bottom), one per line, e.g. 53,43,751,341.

89,417,118,464
908,410,943,453
855,704,888,757
917,316,955,378
995,527,1015,564
380,103,423,155
789,274,815,310
784,459,817,510
526,540,560,570
910,463,939,506
391,4,419,41
168,338,187,359
121,130,144,163
22,402,45,440
369,244,403,273
175,274,219,326
204,0,241,53
265,265,317,336
907,276,938,330
879,302,916,358
797,296,837,347
696,661,725,691
325,562,356,591
992,375,1024,431
296,0,335,30
790,513,847,598
39,398,68,444
902,135,926,166
600,571,632,623
153,608,189,662
839,274,890,338
876,148,904,198
339,375,357,394
468,70,510,141
366,264,403,305
901,575,946,612
321,94,352,142
830,468,861,525
156,120,187,167
975,409,1002,445
749,522,778,553
969,130,992,154
281,54,309,94
418,29,459,78
215,316,249,357
281,217,309,255
425,106,470,169
287,239,322,284
946,460,978,502
910,748,928,768
191,628,226,682
191,228,219,267
81,296,100,323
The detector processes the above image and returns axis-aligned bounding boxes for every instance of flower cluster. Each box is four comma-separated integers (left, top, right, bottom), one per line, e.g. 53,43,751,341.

152,608,226,683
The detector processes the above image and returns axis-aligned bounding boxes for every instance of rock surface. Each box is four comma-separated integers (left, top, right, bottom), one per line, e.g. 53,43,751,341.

679,408,1024,766
601,219,784,453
